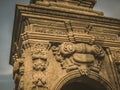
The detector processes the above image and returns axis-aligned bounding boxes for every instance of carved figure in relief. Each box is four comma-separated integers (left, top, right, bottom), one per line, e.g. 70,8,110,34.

52,42,105,73
18,76,24,90
13,54,25,76
33,59,48,71
32,72,48,90
31,42,50,90
31,42,50,71
110,50,120,74
115,60,120,73
13,54,25,90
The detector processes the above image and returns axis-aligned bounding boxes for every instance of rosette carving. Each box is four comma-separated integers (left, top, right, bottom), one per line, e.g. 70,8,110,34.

60,42,75,55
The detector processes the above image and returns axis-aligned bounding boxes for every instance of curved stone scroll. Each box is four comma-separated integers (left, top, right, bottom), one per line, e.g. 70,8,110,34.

52,42,105,73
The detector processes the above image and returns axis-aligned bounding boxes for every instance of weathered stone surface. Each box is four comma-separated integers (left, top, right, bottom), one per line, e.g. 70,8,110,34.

10,0,120,90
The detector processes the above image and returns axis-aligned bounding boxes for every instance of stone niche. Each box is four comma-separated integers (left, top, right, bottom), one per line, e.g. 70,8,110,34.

10,0,120,90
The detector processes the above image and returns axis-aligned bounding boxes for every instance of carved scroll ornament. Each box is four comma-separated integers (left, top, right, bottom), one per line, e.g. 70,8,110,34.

52,42,105,73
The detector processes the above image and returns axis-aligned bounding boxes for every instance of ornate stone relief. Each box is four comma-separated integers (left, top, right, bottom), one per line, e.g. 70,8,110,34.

52,42,105,74
115,61,120,73
31,42,50,71
32,72,48,90
21,32,31,50
13,54,25,90
111,49,120,74
31,41,50,90
18,76,24,90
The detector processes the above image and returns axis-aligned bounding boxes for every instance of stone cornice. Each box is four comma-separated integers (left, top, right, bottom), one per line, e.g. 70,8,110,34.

30,0,96,8
16,3,120,26
10,3,120,65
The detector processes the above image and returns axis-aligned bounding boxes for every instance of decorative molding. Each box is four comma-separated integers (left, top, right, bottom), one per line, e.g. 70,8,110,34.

30,0,96,8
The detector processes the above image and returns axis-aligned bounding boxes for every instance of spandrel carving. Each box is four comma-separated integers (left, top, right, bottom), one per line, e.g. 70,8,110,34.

52,42,105,73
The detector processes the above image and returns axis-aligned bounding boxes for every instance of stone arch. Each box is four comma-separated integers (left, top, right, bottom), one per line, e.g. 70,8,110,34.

53,71,114,90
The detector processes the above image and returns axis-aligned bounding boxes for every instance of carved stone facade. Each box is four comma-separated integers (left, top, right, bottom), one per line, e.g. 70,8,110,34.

10,0,120,90
52,42,105,74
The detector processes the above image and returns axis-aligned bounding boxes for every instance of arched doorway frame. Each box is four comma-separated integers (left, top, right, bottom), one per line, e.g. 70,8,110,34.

53,70,114,90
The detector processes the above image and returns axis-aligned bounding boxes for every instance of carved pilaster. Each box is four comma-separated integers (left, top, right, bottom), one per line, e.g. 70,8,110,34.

30,41,51,90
